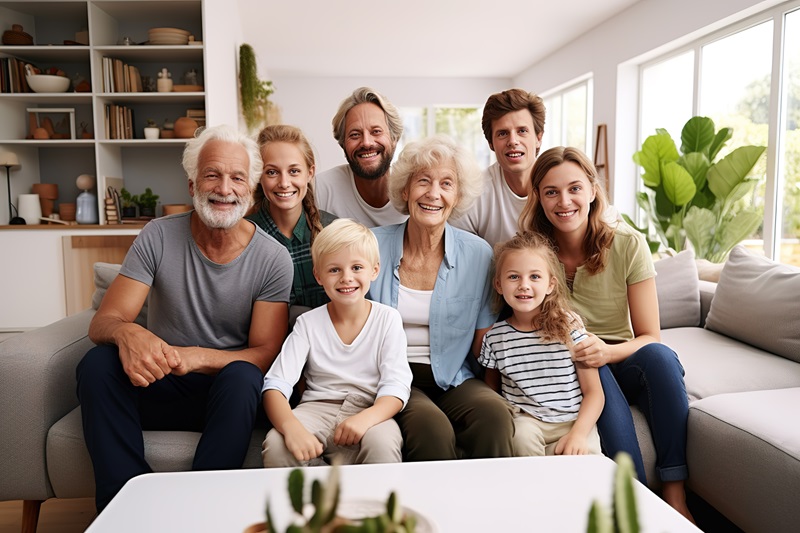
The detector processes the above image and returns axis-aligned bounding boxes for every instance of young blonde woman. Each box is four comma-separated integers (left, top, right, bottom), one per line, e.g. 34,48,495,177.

247,125,336,310
520,146,694,522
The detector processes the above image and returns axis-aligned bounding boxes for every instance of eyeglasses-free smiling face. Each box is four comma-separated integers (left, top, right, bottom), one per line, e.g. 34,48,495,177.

313,246,380,306
402,163,459,229
537,161,597,238
260,141,314,216
343,102,395,180
490,108,542,182
190,140,253,229
495,248,556,326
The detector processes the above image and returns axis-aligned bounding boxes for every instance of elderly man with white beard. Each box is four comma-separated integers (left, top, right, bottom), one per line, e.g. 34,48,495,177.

76,124,293,513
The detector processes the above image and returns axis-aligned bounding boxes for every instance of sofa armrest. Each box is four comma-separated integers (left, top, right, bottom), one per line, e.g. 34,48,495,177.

0,309,96,501
698,280,716,327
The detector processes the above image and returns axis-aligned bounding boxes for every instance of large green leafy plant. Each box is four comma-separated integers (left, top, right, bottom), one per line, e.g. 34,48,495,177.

239,43,275,133
629,116,766,263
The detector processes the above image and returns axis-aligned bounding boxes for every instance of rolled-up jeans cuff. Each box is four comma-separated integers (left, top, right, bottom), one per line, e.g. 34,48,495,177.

658,464,688,482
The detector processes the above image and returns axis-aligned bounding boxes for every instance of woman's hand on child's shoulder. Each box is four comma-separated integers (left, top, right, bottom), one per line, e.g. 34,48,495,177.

570,332,609,368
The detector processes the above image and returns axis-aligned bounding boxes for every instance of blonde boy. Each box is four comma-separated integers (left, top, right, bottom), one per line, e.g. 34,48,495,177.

262,219,412,466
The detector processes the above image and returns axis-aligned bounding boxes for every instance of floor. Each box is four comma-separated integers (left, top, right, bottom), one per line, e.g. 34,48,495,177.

0,499,95,533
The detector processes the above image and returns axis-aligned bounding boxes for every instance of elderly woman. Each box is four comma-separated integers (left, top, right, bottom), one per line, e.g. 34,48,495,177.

369,135,514,460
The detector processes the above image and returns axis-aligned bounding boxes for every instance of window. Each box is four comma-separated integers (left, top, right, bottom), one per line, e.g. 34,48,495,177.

398,106,493,168
542,78,593,153
638,2,800,265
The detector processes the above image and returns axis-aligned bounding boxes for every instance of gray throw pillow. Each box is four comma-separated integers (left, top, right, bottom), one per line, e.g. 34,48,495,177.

705,246,800,363
92,262,148,326
654,249,701,329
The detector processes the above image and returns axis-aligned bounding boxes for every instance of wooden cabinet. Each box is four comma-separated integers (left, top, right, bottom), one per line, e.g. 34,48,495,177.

0,0,204,225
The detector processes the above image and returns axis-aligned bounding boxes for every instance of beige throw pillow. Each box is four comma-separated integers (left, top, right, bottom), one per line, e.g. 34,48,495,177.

705,246,800,363
654,249,701,329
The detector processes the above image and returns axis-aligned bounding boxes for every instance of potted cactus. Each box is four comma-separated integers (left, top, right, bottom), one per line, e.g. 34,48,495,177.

586,452,640,533
245,464,419,533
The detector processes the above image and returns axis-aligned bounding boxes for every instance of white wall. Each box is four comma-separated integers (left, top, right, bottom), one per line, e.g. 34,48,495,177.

514,0,781,214
203,0,245,127
270,77,511,172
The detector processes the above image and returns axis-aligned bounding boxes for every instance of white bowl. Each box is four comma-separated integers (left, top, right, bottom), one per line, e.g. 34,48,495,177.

26,74,70,93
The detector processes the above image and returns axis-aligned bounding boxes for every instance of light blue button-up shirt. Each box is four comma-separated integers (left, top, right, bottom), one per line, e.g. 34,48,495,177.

369,222,497,390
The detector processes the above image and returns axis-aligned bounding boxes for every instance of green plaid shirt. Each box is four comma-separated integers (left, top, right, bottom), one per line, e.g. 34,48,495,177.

247,207,336,309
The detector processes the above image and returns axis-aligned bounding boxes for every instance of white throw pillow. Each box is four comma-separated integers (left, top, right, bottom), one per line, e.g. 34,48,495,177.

705,246,800,363
654,249,701,329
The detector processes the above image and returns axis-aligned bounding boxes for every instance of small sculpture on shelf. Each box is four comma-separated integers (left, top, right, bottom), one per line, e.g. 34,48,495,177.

75,174,98,225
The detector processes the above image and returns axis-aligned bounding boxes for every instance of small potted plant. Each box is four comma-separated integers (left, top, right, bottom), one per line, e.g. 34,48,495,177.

119,188,139,219
137,187,159,218
244,463,420,532
144,118,160,140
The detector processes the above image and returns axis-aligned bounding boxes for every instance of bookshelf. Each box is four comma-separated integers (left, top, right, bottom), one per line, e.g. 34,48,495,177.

0,0,206,225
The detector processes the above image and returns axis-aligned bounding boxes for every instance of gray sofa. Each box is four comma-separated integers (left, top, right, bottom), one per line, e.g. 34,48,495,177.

1,246,798,532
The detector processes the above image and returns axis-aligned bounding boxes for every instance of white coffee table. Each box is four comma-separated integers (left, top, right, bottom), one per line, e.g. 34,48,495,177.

86,455,700,532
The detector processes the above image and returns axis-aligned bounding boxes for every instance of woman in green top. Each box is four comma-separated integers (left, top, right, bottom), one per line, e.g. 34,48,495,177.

247,125,336,310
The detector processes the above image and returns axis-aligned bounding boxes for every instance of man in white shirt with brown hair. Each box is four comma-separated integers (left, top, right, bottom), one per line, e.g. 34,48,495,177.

451,88,545,246
315,87,408,227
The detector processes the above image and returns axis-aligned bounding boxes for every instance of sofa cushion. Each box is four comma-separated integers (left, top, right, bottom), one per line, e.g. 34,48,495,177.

46,407,267,498
92,262,148,326
654,249,700,329
687,388,800,533
705,246,800,363
662,327,800,401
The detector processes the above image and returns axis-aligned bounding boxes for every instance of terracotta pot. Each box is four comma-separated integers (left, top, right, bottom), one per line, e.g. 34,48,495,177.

173,117,199,138
59,202,76,221
162,203,192,216
32,182,58,200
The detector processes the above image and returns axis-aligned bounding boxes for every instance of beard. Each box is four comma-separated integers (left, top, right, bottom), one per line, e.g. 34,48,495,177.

345,145,394,180
193,190,250,230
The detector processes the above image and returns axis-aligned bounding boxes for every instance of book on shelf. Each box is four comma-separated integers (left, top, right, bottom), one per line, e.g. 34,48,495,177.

1,57,33,93
102,56,142,93
104,104,135,139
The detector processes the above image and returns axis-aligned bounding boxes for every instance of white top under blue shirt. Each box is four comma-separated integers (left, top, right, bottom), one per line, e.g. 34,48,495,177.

369,222,497,390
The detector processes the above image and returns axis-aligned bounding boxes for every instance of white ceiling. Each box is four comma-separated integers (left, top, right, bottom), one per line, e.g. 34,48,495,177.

237,0,643,78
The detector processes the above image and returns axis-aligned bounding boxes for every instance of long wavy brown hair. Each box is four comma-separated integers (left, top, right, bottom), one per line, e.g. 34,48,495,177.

518,146,614,275
492,230,581,343
254,124,324,241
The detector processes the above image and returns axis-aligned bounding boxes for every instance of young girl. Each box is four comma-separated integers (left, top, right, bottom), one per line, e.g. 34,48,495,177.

479,231,604,456
247,124,337,309
519,146,693,522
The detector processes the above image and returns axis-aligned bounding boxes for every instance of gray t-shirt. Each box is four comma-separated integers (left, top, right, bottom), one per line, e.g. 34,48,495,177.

120,212,292,351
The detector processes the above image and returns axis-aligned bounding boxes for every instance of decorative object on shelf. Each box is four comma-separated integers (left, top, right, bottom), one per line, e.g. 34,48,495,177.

628,116,767,263
119,188,139,219
104,186,122,225
144,119,160,140
80,121,93,139
173,117,199,138
137,187,159,218
586,452,640,533
1,152,25,225
2,24,33,45
157,67,173,93
74,29,89,46
17,194,42,225
188,35,202,46
184,68,199,86
31,183,58,217
239,43,277,132
162,204,193,216
59,202,76,222
75,174,98,225
148,27,190,46
27,108,76,140
24,64,71,93
244,462,425,533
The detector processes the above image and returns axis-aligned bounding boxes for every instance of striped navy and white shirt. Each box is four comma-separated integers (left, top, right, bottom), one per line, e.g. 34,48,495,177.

478,319,588,423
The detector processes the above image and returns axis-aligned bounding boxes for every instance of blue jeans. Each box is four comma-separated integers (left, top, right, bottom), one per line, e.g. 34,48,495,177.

596,343,689,485
76,345,263,512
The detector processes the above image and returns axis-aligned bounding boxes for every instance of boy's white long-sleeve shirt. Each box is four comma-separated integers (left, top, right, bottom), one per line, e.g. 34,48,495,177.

262,302,412,408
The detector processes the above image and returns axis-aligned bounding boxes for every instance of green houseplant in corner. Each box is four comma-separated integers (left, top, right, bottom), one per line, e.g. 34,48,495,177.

629,116,766,263
239,43,276,133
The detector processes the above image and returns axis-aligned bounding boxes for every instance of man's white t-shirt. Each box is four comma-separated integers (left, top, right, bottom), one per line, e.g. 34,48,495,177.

450,162,528,247
315,164,408,228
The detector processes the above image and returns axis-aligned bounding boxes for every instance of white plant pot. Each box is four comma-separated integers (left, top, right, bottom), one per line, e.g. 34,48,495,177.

144,127,160,140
